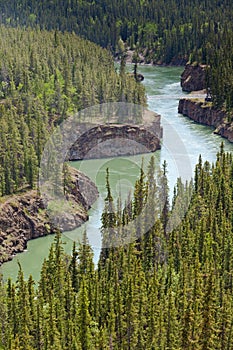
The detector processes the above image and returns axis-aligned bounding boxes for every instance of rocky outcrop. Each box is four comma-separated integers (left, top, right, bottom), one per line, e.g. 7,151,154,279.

115,49,188,66
124,50,147,64
69,111,162,160
49,167,99,231
181,64,206,92
178,98,224,127
168,56,188,66
214,122,233,142
0,191,56,265
178,98,233,142
0,168,98,265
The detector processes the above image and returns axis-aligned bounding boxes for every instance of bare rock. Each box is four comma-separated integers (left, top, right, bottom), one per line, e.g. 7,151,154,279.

181,63,207,92
0,168,98,265
69,111,162,160
178,98,233,142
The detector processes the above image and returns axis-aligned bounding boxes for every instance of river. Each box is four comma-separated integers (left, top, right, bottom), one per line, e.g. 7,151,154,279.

1,65,233,282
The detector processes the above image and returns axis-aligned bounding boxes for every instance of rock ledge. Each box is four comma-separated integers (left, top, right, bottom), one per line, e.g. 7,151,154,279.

0,168,98,265
178,98,233,142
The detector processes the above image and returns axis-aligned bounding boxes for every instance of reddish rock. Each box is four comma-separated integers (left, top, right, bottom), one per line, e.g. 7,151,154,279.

178,98,224,127
178,98,233,142
0,169,98,265
181,64,207,92
69,112,162,160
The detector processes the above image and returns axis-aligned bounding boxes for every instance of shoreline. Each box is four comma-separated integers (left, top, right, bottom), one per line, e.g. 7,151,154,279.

178,63,233,143
114,58,186,68
0,110,162,266
114,49,187,67
178,98,233,143
0,168,99,266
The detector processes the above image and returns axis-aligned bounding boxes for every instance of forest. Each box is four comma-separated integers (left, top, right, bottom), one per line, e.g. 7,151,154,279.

0,1,233,349
0,25,145,197
0,0,232,112
0,0,231,64
1,149,233,348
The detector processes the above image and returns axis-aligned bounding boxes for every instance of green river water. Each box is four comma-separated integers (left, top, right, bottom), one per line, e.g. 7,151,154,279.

1,65,233,282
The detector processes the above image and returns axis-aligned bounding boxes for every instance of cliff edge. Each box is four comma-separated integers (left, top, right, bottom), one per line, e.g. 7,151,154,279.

0,168,98,265
178,98,233,142
181,63,206,92
69,110,162,160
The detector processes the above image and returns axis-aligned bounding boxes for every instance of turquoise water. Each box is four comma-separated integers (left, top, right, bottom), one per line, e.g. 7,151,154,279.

1,65,233,282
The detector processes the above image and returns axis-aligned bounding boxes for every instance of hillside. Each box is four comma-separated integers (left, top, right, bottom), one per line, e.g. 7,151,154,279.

0,25,146,198
1,2,233,349
1,150,233,348
0,0,232,65
0,1,232,112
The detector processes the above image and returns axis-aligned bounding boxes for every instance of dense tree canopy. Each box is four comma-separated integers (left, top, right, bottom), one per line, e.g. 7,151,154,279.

0,0,232,64
205,30,233,111
1,149,233,349
0,2,232,197
0,25,146,197
0,2,233,348
0,0,232,111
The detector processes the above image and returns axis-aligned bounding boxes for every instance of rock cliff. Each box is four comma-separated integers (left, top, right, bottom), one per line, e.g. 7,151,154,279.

178,98,233,142
181,64,206,92
69,111,162,160
0,168,98,265
0,110,162,265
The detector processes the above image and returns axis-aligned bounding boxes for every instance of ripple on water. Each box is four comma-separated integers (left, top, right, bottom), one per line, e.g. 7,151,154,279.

1,66,233,281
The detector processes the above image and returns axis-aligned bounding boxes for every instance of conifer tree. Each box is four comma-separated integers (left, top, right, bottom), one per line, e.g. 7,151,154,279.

77,278,92,350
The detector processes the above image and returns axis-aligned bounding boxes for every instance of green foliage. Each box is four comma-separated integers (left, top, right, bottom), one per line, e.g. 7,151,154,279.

204,35,233,111
0,0,232,66
2,150,233,348
0,25,146,197
0,3,233,345
0,1,232,111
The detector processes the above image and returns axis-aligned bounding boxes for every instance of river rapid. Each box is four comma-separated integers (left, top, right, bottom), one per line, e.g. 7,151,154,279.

1,65,233,281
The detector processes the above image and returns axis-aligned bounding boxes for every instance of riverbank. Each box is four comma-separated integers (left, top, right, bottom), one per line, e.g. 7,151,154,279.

114,49,187,66
178,62,233,142
69,109,162,160
0,168,98,265
178,98,233,142
2,65,233,282
0,107,162,266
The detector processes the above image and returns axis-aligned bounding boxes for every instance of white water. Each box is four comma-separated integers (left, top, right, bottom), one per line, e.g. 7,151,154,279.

1,66,232,281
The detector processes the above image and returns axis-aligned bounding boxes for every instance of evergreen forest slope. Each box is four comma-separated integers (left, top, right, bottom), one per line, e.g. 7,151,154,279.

1,150,233,349
0,0,232,111
0,0,232,65
0,25,146,197
0,2,233,349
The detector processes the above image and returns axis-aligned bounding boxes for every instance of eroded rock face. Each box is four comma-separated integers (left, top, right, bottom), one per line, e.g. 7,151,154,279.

178,98,233,142
215,123,233,142
51,167,99,231
178,99,224,127
0,192,54,264
70,124,161,160
179,66,233,143
181,64,206,92
0,169,98,265
69,112,162,160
